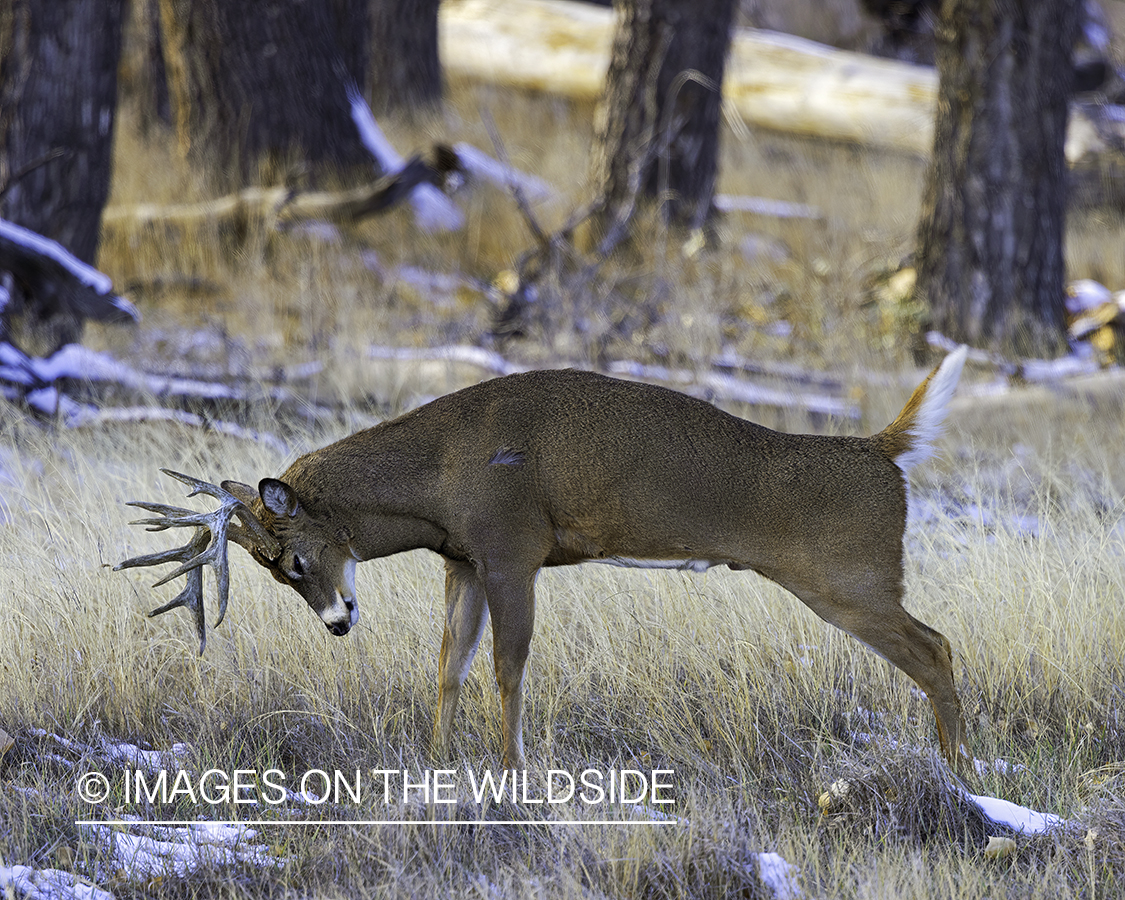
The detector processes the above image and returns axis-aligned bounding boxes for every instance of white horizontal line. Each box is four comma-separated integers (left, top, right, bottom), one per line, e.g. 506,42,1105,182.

76,818,679,828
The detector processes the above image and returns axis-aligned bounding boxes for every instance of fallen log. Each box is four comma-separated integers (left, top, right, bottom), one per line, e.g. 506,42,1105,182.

440,0,1125,165
101,163,439,231
441,0,934,154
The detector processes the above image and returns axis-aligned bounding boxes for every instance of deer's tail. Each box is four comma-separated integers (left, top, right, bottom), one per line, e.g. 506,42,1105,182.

872,345,968,473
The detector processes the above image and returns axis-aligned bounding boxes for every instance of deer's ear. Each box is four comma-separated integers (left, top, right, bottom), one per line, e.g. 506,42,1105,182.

259,478,300,517
221,480,259,507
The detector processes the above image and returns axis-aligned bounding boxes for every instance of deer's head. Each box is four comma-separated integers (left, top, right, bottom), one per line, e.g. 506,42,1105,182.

222,478,360,637
116,469,358,654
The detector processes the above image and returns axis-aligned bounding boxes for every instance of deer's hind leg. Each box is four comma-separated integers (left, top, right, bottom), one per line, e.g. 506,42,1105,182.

781,568,969,770
433,558,489,762
844,603,969,769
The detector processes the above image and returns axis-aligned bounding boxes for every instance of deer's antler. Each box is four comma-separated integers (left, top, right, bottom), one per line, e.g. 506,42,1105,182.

115,469,281,654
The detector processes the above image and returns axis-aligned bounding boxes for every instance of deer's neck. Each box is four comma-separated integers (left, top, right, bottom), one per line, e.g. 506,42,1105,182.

283,422,448,560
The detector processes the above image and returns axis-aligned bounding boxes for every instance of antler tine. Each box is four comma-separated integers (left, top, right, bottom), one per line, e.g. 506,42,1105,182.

160,469,280,557
124,501,220,533
115,531,208,571
151,565,207,655
115,526,211,654
116,469,279,654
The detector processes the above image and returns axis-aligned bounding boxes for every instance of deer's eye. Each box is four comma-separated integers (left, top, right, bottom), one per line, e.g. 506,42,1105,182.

288,555,305,580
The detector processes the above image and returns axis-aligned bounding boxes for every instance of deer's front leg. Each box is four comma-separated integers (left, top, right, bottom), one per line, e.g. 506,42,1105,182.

433,559,489,762
483,567,538,771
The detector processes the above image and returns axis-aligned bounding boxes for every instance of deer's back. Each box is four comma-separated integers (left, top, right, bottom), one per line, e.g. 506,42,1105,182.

398,369,909,570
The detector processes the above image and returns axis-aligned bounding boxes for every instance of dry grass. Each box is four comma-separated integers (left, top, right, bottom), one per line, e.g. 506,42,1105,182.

3,68,1125,899
1,395,1124,898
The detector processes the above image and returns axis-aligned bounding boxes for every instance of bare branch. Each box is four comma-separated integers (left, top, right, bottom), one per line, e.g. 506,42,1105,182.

480,109,549,249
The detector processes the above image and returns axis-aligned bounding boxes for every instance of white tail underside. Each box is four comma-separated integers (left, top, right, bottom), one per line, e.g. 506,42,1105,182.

894,344,968,473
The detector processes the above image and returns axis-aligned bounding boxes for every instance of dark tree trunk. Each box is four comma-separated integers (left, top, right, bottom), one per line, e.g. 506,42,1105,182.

158,0,373,191
589,0,736,243
121,0,171,137
914,0,1080,358
368,0,443,116
0,0,125,355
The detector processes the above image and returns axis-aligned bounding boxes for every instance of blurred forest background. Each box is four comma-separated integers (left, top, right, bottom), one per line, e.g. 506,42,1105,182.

3,0,1125,427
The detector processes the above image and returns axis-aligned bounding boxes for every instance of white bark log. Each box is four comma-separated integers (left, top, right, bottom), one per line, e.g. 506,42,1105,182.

440,0,1118,162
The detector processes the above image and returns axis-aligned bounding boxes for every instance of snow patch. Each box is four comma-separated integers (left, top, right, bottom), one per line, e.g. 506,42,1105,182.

83,823,281,880
31,730,189,775
100,739,191,773
0,865,113,900
966,792,1064,835
754,852,801,899
627,803,680,824
973,757,1028,777
839,730,1063,837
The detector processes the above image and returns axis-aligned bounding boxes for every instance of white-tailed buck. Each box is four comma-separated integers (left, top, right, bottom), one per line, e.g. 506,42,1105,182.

118,347,970,769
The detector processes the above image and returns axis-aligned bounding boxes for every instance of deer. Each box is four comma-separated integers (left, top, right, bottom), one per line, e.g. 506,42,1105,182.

117,346,971,771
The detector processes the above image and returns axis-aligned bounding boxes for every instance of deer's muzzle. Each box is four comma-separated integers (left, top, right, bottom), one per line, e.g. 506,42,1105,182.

321,593,358,635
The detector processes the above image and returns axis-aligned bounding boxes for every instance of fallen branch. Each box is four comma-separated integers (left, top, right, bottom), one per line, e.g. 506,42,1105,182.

346,83,464,231
102,167,439,232
101,185,292,230
368,343,526,377
0,341,309,404
0,340,337,443
714,194,822,221
924,330,1105,381
58,401,290,457
101,142,552,233
367,341,1125,427
367,343,859,419
605,359,859,420
450,141,553,205
0,218,138,325
711,351,849,390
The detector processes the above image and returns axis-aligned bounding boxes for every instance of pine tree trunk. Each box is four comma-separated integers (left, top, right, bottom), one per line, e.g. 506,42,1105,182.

368,0,442,116
0,0,125,354
915,0,1079,358
158,0,372,192
121,0,172,137
589,0,736,243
